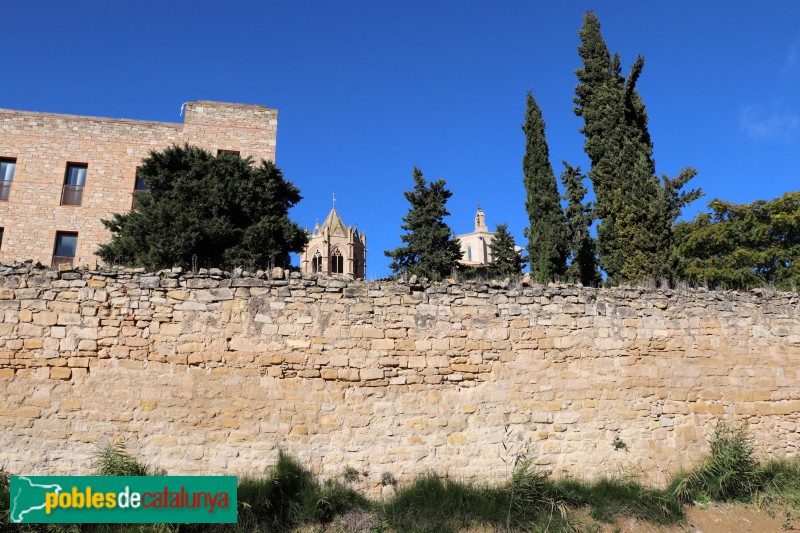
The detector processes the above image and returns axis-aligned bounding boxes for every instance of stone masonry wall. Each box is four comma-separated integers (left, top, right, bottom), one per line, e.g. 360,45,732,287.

0,101,277,267
1,265,799,494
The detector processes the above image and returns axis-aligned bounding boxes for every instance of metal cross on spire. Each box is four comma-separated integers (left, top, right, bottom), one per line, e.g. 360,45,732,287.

332,193,336,209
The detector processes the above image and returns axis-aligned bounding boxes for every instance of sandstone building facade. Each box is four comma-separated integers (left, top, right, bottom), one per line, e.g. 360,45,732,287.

300,206,367,279
0,101,277,268
456,206,521,267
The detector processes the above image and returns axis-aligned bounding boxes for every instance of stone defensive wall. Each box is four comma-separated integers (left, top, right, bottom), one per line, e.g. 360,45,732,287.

1,264,799,493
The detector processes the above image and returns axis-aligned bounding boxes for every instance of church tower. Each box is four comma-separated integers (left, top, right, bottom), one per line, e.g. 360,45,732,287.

300,200,366,279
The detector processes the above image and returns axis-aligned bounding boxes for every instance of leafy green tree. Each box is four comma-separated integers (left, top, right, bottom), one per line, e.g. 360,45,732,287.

674,192,800,290
573,11,700,283
489,223,526,278
560,163,601,286
385,167,462,280
97,145,308,270
522,92,567,283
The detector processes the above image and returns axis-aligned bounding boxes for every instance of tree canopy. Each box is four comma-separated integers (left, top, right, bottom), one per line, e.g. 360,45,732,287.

490,223,526,279
385,167,462,280
674,192,800,290
522,92,567,283
573,11,700,283
97,145,308,270
561,162,601,286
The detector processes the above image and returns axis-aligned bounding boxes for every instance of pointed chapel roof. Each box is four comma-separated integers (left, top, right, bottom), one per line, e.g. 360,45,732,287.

320,207,348,237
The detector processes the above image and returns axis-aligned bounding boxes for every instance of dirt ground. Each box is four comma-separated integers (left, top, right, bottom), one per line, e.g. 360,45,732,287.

590,502,800,533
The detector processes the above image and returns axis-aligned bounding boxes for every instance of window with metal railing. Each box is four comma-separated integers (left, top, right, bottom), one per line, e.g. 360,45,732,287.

0,157,15,201
61,163,87,206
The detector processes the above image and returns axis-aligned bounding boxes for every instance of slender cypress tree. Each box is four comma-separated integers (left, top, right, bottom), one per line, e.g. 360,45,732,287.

560,162,601,286
385,167,462,280
522,92,567,283
574,11,699,283
489,223,525,278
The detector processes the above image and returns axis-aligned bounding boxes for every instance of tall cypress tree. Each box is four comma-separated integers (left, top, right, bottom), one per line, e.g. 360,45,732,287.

574,11,699,283
385,167,462,280
561,162,601,286
522,92,567,283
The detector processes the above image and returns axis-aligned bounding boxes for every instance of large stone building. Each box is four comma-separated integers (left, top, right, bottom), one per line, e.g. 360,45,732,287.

456,206,521,268
300,205,367,279
0,101,277,267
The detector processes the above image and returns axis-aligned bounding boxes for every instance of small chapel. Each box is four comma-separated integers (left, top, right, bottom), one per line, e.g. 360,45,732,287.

300,201,367,279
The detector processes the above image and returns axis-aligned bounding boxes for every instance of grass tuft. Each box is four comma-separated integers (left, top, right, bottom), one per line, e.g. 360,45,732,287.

92,442,160,477
671,421,764,503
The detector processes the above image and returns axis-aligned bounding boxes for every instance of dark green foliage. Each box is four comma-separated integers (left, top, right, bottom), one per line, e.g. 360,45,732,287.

672,421,765,504
674,191,800,290
97,145,308,271
236,451,369,532
489,223,525,278
573,12,700,283
560,162,601,285
385,167,462,280
522,93,567,283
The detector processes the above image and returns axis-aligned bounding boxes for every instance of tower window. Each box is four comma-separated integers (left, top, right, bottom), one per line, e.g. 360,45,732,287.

331,249,344,274
312,250,322,274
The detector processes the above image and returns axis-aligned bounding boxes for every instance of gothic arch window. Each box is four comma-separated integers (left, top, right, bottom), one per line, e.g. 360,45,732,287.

467,245,472,261
331,248,344,274
311,250,322,274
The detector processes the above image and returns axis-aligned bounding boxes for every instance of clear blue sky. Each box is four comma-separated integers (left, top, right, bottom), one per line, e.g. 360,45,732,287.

4,1,799,278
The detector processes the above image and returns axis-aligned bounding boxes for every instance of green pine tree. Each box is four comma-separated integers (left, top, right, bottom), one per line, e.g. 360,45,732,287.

385,167,462,280
489,223,525,279
97,145,308,270
674,191,800,290
560,162,601,286
522,92,567,283
574,11,700,283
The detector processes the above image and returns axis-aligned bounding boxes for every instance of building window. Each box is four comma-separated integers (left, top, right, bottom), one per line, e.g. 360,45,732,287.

0,227,4,250
217,149,240,157
0,157,15,201
311,250,322,274
53,231,78,268
61,163,87,206
331,249,344,274
467,245,472,261
134,167,149,192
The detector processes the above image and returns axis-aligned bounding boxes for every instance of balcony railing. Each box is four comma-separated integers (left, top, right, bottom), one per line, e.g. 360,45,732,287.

61,184,84,206
0,181,10,201
52,256,75,268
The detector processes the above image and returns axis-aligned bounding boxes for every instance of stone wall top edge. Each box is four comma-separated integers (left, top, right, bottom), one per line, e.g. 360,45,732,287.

1,262,797,303
191,100,276,112
0,108,184,130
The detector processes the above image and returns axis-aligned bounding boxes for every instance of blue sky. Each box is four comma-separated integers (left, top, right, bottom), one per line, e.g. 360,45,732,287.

4,1,799,278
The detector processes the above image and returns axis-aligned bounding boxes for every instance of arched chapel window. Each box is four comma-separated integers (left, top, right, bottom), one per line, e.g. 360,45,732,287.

467,245,472,261
331,249,344,274
312,250,322,274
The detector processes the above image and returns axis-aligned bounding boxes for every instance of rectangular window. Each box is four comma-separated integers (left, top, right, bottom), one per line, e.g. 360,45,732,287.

53,231,78,268
0,157,15,201
61,163,87,206
217,149,240,156
0,227,4,250
134,167,149,191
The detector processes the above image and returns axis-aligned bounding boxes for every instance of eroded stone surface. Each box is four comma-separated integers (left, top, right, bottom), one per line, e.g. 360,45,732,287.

1,264,799,494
